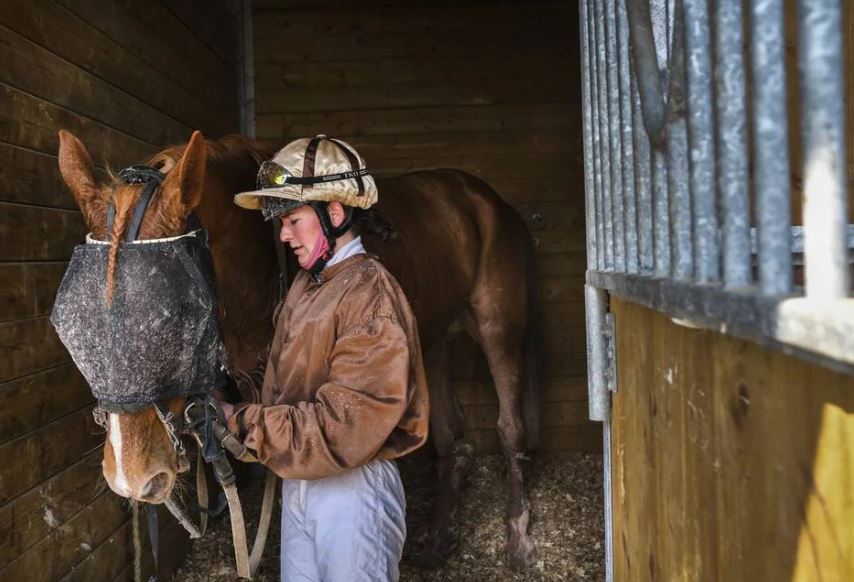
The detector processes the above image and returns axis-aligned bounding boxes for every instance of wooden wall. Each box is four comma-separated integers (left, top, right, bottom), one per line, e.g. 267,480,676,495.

609,298,854,581
0,1,239,579
253,0,597,453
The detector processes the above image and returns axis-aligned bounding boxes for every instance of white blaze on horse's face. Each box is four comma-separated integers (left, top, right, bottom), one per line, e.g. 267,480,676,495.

107,413,132,497
101,407,178,504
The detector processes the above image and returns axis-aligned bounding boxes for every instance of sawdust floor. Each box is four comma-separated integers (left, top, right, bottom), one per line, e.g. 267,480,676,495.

174,452,604,581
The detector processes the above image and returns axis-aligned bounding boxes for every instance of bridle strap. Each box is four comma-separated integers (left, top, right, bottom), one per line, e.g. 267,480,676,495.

149,396,276,580
106,164,200,243
105,165,166,242
125,179,160,242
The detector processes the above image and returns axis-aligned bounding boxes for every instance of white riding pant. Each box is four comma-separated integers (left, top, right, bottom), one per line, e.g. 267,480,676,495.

280,459,406,582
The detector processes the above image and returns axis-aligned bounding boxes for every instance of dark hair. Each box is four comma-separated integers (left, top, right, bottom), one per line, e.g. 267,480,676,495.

351,207,397,241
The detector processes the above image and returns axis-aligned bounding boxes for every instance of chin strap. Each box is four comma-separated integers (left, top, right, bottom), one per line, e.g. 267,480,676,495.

305,202,354,280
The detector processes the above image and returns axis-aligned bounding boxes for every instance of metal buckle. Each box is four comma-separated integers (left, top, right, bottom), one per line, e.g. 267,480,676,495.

153,403,187,460
92,406,108,429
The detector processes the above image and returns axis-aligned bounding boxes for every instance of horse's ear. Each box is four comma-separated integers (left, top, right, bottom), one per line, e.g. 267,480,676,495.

58,129,104,229
163,130,207,213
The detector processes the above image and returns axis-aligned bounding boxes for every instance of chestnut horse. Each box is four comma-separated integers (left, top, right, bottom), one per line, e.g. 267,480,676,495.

57,129,541,569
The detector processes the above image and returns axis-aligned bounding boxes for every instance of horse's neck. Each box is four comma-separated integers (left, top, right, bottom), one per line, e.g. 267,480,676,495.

198,173,278,373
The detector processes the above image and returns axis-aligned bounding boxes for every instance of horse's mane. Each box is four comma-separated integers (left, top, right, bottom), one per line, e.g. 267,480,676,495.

145,134,271,170
103,135,271,300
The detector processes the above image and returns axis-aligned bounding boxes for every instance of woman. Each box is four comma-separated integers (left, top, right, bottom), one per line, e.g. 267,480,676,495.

223,135,429,581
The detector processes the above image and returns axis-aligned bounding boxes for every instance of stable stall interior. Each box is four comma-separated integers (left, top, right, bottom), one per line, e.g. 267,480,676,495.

251,0,595,454
0,0,598,580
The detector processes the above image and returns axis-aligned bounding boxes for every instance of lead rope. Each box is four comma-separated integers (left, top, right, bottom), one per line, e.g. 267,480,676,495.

155,398,277,580
133,501,142,582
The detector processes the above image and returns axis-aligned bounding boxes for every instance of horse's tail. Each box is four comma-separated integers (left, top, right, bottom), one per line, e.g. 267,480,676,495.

523,237,543,452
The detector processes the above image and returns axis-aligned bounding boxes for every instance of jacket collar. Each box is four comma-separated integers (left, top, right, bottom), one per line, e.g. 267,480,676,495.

309,252,377,285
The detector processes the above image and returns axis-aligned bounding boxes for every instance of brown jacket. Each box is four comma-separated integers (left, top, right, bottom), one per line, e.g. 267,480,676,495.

229,254,429,480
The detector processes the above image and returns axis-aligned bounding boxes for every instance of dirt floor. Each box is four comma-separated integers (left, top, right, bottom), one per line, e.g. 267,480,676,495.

173,452,604,581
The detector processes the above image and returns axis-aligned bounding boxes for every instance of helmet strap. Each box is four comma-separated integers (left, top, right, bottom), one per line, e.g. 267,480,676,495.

304,202,355,279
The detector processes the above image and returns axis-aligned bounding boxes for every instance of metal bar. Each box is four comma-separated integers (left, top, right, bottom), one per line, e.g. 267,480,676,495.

581,0,599,271
666,3,692,280
653,0,672,70
603,418,614,582
618,0,638,274
749,225,854,256
633,65,654,275
714,0,751,288
653,149,671,276
588,6,607,271
683,0,718,283
667,119,693,280
585,285,610,421
587,270,854,375
750,0,792,295
595,0,615,270
606,0,626,272
797,0,849,299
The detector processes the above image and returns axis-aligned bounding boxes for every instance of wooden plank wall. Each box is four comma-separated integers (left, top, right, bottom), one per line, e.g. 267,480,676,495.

253,0,597,453
609,298,853,581
0,1,239,579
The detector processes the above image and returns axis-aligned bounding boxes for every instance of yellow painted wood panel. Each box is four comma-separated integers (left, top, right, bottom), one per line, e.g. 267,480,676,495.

610,298,854,582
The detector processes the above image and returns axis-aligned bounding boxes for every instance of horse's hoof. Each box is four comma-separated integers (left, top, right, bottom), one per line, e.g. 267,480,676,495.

506,504,534,569
507,536,536,571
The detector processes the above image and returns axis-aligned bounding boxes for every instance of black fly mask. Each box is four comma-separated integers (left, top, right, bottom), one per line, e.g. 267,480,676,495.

51,165,226,413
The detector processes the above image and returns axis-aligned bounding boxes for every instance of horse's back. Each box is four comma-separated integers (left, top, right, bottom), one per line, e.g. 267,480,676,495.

366,169,529,347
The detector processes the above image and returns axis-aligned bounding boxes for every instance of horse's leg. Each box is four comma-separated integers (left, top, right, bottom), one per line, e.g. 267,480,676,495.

418,336,473,567
471,298,536,570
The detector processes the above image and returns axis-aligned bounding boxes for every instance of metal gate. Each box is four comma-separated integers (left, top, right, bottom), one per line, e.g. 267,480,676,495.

579,0,853,578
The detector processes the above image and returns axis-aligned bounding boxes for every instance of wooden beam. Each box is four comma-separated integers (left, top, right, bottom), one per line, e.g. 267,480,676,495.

255,103,579,140
0,204,86,262
0,405,100,505
0,0,233,136
0,488,129,582
159,0,238,67
454,375,588,406
464,400,590,430
0,316,70,383
0,364,92,444
467,424,602,454
254,53,579,90
0,262,68,322
0,145,79,209
254,25,574,64
256,77,577,114
253,2,571,39
451,350,587,381
0,26,195,149
0,83,155,166
0,449,102,568
55,0,236,115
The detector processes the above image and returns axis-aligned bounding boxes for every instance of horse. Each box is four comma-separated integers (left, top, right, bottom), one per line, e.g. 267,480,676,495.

56,129,542,570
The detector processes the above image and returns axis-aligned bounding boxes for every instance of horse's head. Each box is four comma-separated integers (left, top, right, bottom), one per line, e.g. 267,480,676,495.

58,129,208,503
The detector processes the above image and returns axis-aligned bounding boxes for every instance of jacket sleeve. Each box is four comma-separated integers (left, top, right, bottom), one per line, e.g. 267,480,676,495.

228,315,412,480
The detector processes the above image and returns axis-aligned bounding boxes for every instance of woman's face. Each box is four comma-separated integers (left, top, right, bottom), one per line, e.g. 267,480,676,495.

279,205,323,267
